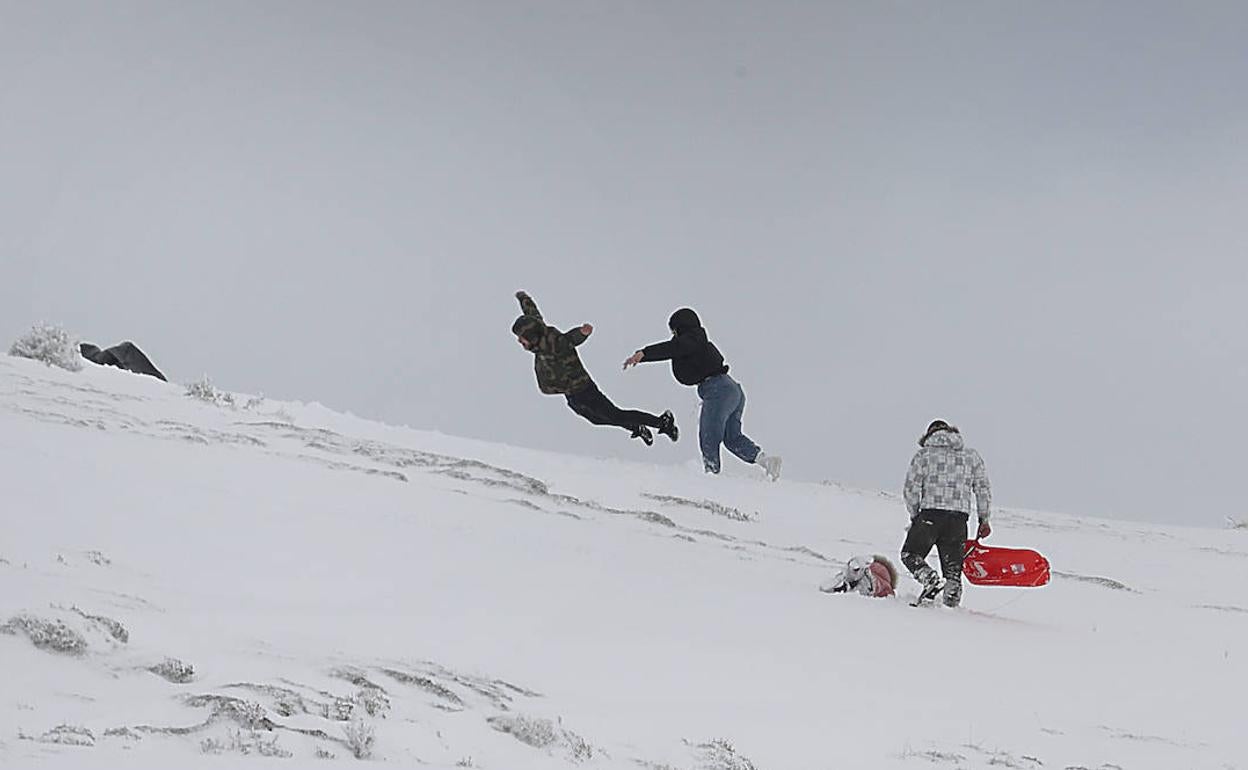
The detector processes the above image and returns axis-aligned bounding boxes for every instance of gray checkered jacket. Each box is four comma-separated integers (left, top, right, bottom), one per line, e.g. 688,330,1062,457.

903,430,991,521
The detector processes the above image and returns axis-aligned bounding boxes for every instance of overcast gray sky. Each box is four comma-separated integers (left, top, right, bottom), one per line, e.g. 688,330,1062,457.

3,1,1246,527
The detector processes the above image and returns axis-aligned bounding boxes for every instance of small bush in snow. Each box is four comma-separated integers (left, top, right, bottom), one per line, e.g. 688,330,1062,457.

487,714,558,749
186,695,272,729
8,323,82,371
316,746,337,760
342,719,375,760
20,724,95,747
149,657,195,683
565,729,594,762
2,615,87,655
225,700,270,730
70,607,128,643
1227,516,1247,530
696,739,757,770
200,737,225,754
201,730,291,758
323,696,355,721
354,686,390,718
84,550,112,566
228,729,292,758
487,715,595,762
186,376,236,408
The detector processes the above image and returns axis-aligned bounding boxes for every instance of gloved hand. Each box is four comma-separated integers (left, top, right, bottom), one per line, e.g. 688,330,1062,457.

977,521,991,539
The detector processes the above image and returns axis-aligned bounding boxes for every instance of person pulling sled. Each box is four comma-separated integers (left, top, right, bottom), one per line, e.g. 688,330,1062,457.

512,291,678,445
901,420,992,608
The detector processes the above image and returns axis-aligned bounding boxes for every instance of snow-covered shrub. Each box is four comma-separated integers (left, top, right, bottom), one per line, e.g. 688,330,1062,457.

223,700,269,730
228,729,292,758
487,715,594,761
70,607,128,643
185,695,272,729
342,719,375,760
1227,516,1247,530
20,724,95,747
696,739,757,770
8,323,82,371
323,696,355,721
202,730,290,757
1,615,87,655
565,729,594,762
354,686,390,718
487,715,558,749
149,657,195,683
200,737,225,754
316,747,337,760
186,376,235,408
84,550,111,566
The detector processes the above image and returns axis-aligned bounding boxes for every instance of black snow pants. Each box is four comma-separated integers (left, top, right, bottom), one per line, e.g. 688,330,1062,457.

565,382,663,433
901,509,969,604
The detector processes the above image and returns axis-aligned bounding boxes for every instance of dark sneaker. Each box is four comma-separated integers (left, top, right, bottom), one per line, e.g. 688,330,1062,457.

658,410,679,442
631,425,654,446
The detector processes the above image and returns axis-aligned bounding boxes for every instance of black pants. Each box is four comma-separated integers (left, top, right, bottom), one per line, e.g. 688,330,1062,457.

565,382,663,433
901,509,969,583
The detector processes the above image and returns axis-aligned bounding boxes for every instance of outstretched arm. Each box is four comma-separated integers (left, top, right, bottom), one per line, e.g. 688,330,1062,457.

515,291,543,321
622,335,696,369
563,324,592,347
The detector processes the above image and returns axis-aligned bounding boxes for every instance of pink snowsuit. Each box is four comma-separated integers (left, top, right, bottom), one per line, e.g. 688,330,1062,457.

866,559,896,597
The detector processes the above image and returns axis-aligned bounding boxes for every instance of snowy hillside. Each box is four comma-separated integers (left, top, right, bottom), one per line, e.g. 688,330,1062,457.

1,355,1243,770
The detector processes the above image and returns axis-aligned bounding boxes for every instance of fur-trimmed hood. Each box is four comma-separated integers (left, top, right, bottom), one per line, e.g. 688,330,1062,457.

921,428,965,451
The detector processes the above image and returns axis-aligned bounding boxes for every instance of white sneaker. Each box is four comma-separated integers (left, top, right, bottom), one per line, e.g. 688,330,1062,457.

756,452,782,481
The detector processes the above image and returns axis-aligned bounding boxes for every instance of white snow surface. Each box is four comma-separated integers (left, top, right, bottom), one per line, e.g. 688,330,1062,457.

1,355,1243,770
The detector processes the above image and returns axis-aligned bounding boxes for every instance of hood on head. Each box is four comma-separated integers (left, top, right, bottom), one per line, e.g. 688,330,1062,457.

921,427,965,450
512,316,545,346
668,308,702,334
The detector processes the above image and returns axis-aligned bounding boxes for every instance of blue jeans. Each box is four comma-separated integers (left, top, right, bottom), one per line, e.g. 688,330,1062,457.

696,373,760,473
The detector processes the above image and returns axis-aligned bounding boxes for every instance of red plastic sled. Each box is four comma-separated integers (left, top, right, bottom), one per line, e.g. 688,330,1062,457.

962,540,1050,587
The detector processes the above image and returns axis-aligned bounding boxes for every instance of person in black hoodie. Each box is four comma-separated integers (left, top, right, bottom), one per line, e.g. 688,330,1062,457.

623,308,781,480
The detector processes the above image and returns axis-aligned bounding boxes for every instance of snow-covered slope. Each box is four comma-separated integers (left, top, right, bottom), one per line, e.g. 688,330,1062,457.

1,355,1243,769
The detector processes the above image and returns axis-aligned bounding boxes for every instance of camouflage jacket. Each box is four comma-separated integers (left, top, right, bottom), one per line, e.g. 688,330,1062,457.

513,293,593,395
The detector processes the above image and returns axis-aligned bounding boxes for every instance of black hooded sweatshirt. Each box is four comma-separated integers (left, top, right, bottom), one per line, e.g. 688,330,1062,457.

640,308,729,386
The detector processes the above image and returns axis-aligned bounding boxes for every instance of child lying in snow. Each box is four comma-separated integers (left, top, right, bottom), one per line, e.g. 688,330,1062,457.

819,555,898,598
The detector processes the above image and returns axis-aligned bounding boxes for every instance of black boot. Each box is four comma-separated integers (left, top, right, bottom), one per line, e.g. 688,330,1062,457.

910,567,944,607
631,425,655,445
657,410,679,442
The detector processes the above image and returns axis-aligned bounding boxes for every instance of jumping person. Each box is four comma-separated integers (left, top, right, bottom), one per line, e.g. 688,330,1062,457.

513,291,677,445
623,308,780,479
901,419,992,607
